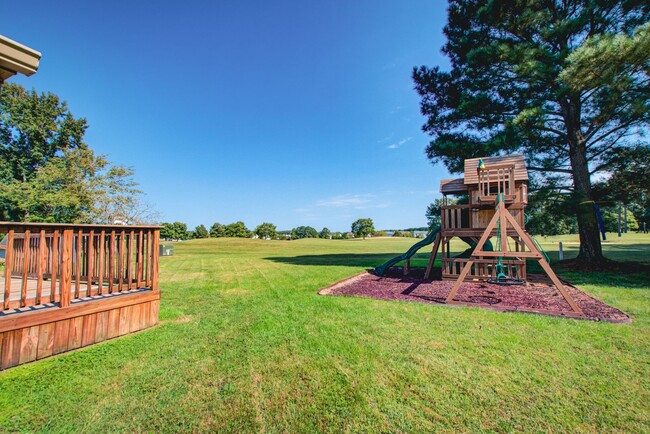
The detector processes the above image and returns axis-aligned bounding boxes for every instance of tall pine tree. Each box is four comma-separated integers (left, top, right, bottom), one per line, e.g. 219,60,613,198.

413,0,649,263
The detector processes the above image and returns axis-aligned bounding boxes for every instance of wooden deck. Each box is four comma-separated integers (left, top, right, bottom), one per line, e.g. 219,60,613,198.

1,222,161,370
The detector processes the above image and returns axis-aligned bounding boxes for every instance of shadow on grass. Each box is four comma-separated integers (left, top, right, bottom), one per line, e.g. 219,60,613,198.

265,253,436,268
264,253,413,268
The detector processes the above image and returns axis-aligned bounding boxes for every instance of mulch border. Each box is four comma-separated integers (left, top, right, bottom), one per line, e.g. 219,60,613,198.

318,270,631,324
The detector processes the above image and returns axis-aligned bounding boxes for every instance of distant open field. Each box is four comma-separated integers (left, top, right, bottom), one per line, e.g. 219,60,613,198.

1,233,648,432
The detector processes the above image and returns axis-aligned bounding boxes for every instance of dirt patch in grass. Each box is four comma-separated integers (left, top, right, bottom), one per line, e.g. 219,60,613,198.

160,315,194,325
320,268,630,323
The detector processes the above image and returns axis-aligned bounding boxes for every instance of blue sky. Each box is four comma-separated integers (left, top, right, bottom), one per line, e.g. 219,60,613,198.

3,1,452,232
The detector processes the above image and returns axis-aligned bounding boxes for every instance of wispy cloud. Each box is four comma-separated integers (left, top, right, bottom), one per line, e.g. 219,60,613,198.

292,193,392,229
387,136,412,149
295,193,392,215
316,194,375,208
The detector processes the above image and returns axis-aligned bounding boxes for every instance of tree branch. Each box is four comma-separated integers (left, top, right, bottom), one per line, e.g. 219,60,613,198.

528,166,573,173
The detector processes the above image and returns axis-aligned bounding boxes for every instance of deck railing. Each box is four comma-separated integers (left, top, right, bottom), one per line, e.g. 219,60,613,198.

1,222,160,312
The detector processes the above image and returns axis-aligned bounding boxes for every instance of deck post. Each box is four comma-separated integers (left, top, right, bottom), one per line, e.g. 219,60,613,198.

60,228,74,308
151,229,160,291
3,230,14,310
20,229,31,307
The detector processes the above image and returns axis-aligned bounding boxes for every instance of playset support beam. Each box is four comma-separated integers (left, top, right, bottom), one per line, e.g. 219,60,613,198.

424,232,441,280
445,199,583,315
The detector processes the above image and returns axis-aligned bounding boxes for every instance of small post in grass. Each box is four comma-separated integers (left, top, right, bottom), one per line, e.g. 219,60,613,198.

558,242,563,261
618,201,622,237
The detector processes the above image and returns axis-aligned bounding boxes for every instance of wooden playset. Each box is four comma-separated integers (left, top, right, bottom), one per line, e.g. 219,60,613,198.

375,154,583,317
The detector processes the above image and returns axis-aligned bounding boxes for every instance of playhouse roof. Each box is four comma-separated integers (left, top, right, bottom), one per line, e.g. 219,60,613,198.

440,178,466,194
464,154,528,185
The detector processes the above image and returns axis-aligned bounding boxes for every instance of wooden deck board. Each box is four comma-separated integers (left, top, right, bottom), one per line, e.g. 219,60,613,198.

1,276,104,302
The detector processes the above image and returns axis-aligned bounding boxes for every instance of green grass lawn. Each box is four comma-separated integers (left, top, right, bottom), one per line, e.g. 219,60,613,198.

1,233,649,432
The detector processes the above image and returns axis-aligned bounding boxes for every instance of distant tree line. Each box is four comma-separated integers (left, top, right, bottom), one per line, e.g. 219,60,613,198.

159,218,381,241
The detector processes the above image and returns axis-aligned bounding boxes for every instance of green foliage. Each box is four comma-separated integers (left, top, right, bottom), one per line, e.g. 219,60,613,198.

0,84,153,223
425,201,442,228
0,147,146,223
603,146,650,202
255,223,278,240
291,226,318,239
413,1,649,261
403,227,429,232
193,224,209,239
600,207,639,233
319,227,332,239
559,22,650,94
526,190,578,236
593,145,650,230
0,83,86,184
224,221,250,238
426,198,459,227
351,218,375,239
210,223,226,238
161,222,188,240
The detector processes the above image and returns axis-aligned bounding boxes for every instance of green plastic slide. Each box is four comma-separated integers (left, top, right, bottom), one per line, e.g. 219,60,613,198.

373,227,493,275
373,225,442,275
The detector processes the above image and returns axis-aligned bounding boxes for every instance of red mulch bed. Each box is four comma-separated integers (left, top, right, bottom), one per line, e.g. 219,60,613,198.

320,268,630,323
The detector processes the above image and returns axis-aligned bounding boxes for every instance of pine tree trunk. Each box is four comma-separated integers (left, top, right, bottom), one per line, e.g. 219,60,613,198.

567,137,604,263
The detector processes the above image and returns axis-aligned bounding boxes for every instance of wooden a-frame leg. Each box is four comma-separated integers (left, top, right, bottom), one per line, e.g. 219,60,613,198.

501,207,583,315
537,257,583,315
445,259,474,303
424,233,441,280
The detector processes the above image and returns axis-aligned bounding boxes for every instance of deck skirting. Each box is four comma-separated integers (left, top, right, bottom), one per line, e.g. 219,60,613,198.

0,289,160,370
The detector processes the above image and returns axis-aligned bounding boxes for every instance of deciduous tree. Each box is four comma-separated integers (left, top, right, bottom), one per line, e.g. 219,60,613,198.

194,224,209,239
351,218,375,239
225,221,250,238
161,222,189,240
0,84,155,223
291,226,318,239
210,223,226,238
255,222,277,239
